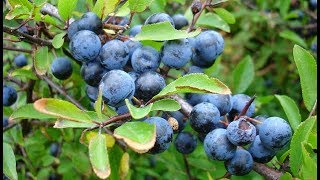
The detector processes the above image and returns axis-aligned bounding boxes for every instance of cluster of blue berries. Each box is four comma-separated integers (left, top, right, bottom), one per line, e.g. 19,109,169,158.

65,12,225,112
3,54,30,127
186,93,293,176
62,12,229,155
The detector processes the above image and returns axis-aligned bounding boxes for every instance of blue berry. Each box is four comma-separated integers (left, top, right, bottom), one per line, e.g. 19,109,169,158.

116,104,129,115
311,42,317,53
144,13,175,27
229,94,255,120
185,93,203,106
144,117,173,154
3,85,17,106
253,115,268,135
172,14,188,30
174,132,197,154
224,149,253,176
131,46,160,73
128,71,140,82
50,142,59,157
48,173,59,180
17,25,28,34
226,118,256,146
160,39,193,68
13,54,28,67
192,30,224,68
201,94,232,116
86,85,98,102
67,12,102,39
124,40,143,64
204,128,236,161
185,93,232,115
99,70,135,107
185,66,204,74
135,71,166,102
259,117,292,151
189,102,220,134
69,30,101,62
3,117,9,127
81,58,107,87
248,135,276,163
51,57,73,80
309,0,317,10
99,39,129,70
129,25,142,37
162,111,187,133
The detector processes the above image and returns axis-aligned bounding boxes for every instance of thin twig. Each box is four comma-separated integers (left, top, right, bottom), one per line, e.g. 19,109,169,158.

187,0,212,32
183,155,193,180
308,100,317,118
3,46,32,53
40,75,85,110
3,123,18,132
235,95,256,120
4,25,53,47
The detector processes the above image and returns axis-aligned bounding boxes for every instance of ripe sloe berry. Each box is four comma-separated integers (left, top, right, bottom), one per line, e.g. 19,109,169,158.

3,85,17,106
174,132,197,154
189,102,220,134
204,128,236,161
51,57,73,80
224,149,254,176
144,117,173,154
99,70,135,107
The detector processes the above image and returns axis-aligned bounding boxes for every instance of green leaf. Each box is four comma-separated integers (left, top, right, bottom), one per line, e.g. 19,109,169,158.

279,0,291,18
280,30,307,48
3,143,18,180
280,172,293,180
9,104,56,121
232,55,254,93
140,40,163,51
307,125,317,149
293,45,317,111
101,105,118,118
119,152,130,179
94,86,103,120
8,0,33,10
275,95,301,131
33,98,92,122
58,0,78,21
10,69,37,80
114,122,156,153
134,22,201,41
278,149,290,163
89,133,111,179
128,0,153,12
125,99,152,119
33,0,47,6
153,73,231,100
34,46,49,76
93,0,119,19
52,32,66,49
196,12,230,32
290,116,316,176
40,155,55,166
5,5,30,20
53,120,96,128
125,99,181,119
214,8,235,24
300,143,317,180
151,99,181,111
